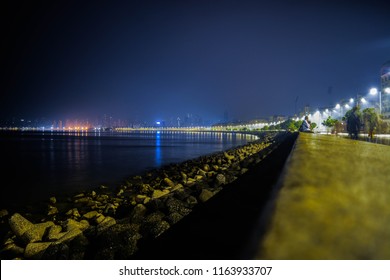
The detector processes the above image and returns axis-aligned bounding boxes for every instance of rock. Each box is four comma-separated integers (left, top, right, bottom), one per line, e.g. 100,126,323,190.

66,208,81,218
147,198,165,211
181,172,187,182
21,221,54,244
1,243,25,258
241,168,249,174
74,197,92,204
174,188,190,200
104,203,116,215
203,164,210,172
47,205,58,216
96,216,116,234
215,173,226,186
73,193,85,199
166,197,191,216
194,175,203,181
140,184,153,195
82,211,99,220
95,214,105,224
64,219,89,232
47,225,65,241
163,178,175,188
9,213,34,239
171,183,184,192
152,189,170,199
199,189,214,203
186,196,198,207
224,152,235,160
166,212,183,225
41,243,69,260
185,178,196,187
130,204,147,224
149,220,170,238
67,233,89,259
49,197,57,204
0,209,9,218
96,194,109,203
135,195,148,204
140,212,168,238
93,224,142,259
24,242,52,259
55,228,83,244
197,169,207,177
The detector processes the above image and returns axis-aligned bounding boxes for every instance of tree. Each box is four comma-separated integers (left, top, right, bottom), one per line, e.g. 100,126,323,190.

322,116,338,134
279,119,298,131
310,122,317,130
362,108,381,139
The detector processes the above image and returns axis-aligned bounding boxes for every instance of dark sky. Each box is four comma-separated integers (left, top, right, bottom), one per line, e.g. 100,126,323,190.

1,0,390,123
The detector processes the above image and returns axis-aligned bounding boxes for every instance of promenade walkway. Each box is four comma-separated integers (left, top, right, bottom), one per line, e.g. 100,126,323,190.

258,133,390,259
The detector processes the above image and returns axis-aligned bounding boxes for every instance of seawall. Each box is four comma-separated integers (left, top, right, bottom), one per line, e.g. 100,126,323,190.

258,133,390,259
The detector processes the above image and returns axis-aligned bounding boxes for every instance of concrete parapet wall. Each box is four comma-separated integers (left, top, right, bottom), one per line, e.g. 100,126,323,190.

258,133,390,259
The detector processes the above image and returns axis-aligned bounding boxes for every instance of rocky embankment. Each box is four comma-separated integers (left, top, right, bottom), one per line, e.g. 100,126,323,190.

0,132,284,260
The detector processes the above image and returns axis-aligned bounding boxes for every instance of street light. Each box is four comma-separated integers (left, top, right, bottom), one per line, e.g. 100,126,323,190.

369,87,381,114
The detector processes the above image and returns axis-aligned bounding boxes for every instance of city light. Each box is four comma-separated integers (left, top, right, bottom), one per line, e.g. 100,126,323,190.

361,98,367,104
385,87,390,94
335,104,340,109
369,88,378,95
349,98,354,103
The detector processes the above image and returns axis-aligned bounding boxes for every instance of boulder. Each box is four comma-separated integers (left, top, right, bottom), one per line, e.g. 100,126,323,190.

82,210,99,220
24,242,52,259
0,209,9,218
166,212,183,225
22,221,54,244
130,204,147,223
166,197,191,216
9,213,34,239
163,178,175,188
47,225,65,241
215,173,226,186
152,189,170,199
96,216,116,234
93,224,142,259
64,219,89,232
55,228,83,244
199,189,214,203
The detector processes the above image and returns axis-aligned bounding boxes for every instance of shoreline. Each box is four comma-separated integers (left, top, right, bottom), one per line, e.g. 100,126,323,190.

0,129,257,211
1,131,286,260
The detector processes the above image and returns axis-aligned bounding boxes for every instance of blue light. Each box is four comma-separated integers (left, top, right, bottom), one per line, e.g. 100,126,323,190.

156,121,161,125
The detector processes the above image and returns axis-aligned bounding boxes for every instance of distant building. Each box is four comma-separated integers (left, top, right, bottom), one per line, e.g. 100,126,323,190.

381,60,390,119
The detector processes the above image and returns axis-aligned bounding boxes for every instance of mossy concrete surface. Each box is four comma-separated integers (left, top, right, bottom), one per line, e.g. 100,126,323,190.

258,133,390,259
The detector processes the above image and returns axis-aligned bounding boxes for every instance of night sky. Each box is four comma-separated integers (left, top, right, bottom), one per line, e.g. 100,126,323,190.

1,0,390,123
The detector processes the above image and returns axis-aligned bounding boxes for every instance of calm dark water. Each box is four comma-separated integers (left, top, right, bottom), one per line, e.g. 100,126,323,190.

0,130,257,208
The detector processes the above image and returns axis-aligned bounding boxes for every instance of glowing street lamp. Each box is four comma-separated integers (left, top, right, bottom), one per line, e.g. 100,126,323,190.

361,98,367,104
369,87,381,114
349,98,354,104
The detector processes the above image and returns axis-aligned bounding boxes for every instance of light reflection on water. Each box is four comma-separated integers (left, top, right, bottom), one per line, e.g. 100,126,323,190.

0,130,258,208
